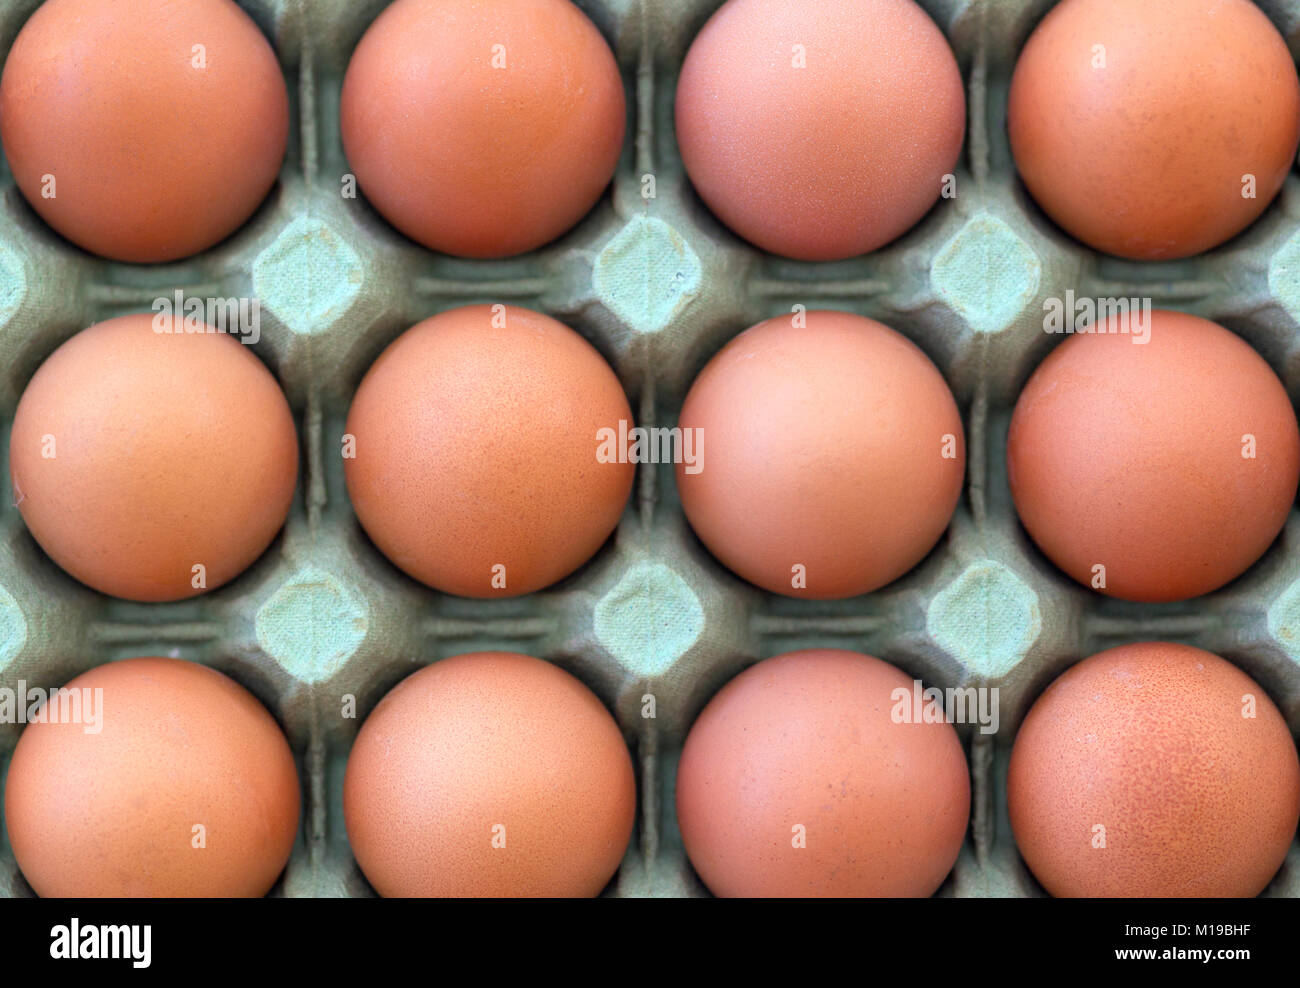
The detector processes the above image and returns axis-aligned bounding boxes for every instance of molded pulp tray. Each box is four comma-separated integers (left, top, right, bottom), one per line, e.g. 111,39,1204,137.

1,0,1300,897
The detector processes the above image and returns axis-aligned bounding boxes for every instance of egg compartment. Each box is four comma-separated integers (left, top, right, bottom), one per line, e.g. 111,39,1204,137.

2,0,1300,898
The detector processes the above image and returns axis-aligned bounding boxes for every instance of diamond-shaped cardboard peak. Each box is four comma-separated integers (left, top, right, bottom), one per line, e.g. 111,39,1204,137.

594,215,702,334
253,217,363,336
932,212,1041,334
927,558,1042,678
0,582,27,674
594,561,704,676
255,567,369,684
0,242,26,333
1269,226,1300,327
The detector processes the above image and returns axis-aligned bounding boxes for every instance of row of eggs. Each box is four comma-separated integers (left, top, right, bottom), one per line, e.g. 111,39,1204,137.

6,642,1297,897
10,305,1299,605
0,0,1295,263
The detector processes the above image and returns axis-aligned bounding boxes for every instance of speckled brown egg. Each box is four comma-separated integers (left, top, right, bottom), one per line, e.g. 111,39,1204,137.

3,657,301,897
343,304,633,598
675,0,965,260
9,313,299,602
341,0,625,258
0,0,289,263
1007,310,1300,602
343,651,636,897
1008,642,1300,897
676,649,971,897
1009,0,1300,259
676,310,965,598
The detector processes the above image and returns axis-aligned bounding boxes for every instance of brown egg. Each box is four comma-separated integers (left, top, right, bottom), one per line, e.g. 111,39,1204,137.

9,313,299,602
1008,642,1300,897
1007,311,1299,602
675,0,964,261
676,310,965,598
343,651,636,897
340,0,625,258
676,649,970,897
0,0,288,263
1009,0,1300,260
3,657,300,897
344,304,633,597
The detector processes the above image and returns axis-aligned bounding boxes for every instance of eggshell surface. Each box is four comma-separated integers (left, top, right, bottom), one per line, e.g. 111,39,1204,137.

3,657,301,898
340,0,625,258
1007,310,1300,602
1008,0,1300,260
0,0,289,263
343,651,636,897
9,313,299,602
675,649,970,897
676,310,965,598
1008,642,1300,897
343,304,634,598
675,0,965,260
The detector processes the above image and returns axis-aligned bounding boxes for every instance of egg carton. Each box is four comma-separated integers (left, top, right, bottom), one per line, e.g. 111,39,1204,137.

2,0,1300,898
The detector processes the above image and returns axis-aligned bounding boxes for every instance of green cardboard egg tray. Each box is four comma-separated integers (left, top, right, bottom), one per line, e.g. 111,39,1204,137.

1,0,1300,897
